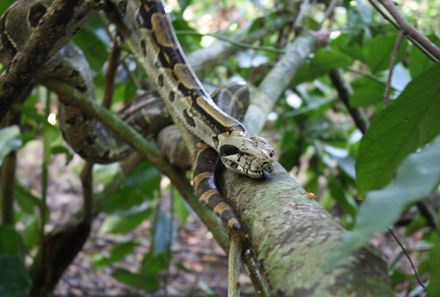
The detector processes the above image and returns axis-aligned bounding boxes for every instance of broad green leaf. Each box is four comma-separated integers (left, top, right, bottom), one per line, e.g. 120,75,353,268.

0,227,31,297
0,126,22,166
356,64,440,194
93,241,138,268
364,34,407,73
408,35,439,79
100,205,153,234
105,164,160,213
293,49,353,85
427,240,440,297
329,136,440,266
350,76,385,107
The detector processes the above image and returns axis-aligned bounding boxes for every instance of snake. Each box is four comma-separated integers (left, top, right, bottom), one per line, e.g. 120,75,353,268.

1,0,274,178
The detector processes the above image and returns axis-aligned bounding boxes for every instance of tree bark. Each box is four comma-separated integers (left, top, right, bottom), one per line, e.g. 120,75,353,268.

220,164,393,296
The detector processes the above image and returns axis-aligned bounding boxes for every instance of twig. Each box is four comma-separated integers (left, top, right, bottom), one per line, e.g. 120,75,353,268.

318,0,339,30
102,38,122,108
384,32,404,107
176,30,284,54
329,69,369,133
39,89,51,266
387,228,426,290
228,233,241,297
293,0,310,30
0,0,96,121
80,162,94,223
416,201,438,232
242,249,270,297
372,0,440,61
0,151,16,225
98,13,142,90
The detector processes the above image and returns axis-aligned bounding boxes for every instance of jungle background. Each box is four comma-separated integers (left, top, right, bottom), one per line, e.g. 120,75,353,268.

0,0,439,296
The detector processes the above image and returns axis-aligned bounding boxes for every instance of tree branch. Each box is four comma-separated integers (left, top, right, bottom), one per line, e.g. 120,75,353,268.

244,31,328,134
329,69,369,133
217,33,393,295
42,79,230,250
372,0,440,61
0,0,97,121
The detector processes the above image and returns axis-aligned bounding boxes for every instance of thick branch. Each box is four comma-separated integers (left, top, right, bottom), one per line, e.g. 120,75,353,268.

245,31,327,134
216,32,392,295
0,0,96,121
221,165,393,296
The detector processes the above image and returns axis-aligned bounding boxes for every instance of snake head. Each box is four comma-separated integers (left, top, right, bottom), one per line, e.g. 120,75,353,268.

219,135,274,178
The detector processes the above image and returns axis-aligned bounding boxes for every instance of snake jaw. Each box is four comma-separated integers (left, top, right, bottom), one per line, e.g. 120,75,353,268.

219,135,274,178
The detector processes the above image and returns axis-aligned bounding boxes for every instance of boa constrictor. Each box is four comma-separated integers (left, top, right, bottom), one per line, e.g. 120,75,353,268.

0,0,274,178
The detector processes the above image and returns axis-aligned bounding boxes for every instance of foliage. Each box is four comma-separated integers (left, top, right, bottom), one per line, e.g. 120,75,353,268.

0,0,439,295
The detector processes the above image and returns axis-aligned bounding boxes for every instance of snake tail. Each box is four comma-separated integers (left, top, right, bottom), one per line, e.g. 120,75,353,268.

193,143,241,231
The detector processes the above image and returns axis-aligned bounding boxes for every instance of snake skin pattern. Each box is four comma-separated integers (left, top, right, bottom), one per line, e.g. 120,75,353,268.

0,0,274,178
108,0,274,178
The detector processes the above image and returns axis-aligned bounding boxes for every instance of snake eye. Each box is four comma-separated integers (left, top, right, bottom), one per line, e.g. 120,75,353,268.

220,145,240,156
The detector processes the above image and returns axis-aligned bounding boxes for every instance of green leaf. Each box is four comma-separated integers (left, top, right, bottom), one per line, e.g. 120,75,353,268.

14,183,46,215
0,227,31,297
356,64,440,194
293,49,353,85
330,33,364,62
0,126,22,166
329,136,440,266
350,76,385,107
112,268,145,289
0,1,14,15
105,164,160,213
100,206,153,234
364,34,407,73
93,241,138,268
73,16,108,73
427,240,440,297
408,35,439,79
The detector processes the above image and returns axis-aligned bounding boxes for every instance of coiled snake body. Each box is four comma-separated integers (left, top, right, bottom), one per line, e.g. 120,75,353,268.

0,0,275,229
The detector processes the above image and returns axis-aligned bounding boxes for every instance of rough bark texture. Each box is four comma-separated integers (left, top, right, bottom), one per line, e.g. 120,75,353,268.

220,164,393,296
